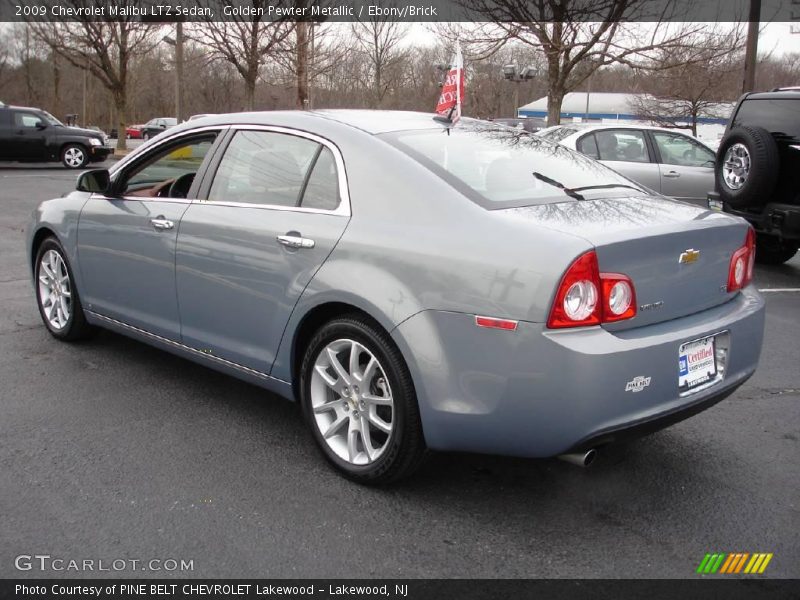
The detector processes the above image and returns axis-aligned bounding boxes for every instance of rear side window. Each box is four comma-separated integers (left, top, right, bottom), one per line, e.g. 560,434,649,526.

594,130,650,163
301,147,339,211
209,131,318,207
209,130,340,210
733,98,800,138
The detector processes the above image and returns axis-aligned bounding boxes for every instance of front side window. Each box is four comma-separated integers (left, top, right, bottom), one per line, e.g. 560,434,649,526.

14,111,45,128
651,132,715,167
594,130,650,163
576,133,600,159
209,130,338,209
385,123,646,209
119,135,216,198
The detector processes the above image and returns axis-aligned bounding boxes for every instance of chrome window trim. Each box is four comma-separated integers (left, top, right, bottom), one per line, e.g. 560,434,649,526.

199,124,351,217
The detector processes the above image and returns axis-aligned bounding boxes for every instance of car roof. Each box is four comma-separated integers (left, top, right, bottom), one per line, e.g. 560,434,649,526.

2,105,45,112
184,109,453,135
744,90,800,100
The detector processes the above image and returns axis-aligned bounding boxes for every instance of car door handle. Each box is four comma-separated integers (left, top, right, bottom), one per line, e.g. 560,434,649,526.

277,234,315,249
663,171,681,178
150,217,174,230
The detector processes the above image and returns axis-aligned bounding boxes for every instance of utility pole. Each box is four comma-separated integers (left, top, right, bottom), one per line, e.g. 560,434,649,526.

742,0,760,93
163,22,185,121
175,21,184,122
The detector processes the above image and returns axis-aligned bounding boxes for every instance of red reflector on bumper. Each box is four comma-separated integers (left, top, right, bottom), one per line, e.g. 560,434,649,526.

475,316,518,331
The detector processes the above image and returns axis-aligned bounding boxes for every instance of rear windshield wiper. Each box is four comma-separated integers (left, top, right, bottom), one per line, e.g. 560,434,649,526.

531,172,585,201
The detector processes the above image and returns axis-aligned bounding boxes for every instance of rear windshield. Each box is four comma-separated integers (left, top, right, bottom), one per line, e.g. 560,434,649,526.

732,98,800,138
383,123,646,209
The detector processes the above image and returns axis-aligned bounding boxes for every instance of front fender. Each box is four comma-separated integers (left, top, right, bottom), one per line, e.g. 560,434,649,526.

26,192,90,291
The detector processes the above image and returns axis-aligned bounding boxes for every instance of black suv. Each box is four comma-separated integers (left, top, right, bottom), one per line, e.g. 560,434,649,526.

709,89,800,264
0,103,112,169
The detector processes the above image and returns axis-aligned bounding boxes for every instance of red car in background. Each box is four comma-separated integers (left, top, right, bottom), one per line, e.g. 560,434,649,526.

125,125,143,139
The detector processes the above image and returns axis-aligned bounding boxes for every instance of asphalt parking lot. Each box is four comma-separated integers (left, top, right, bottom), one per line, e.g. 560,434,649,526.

0,163,798,579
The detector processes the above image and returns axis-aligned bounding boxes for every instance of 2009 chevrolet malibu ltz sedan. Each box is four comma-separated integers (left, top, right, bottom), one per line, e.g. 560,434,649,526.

27,110,765,483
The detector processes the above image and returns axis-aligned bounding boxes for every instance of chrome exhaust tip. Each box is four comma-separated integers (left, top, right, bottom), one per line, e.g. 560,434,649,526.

558,449,597,468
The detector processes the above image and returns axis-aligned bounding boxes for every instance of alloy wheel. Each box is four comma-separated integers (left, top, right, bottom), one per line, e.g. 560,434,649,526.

310,338,394,466
722,143,751,190
38,249,72,330
64,147,85,168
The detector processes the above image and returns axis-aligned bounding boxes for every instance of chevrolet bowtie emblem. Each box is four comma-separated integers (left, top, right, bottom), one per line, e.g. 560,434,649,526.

679,249,700,264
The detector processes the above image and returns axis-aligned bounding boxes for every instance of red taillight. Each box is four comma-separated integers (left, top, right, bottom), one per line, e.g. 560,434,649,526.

547,251,637,329
727,227,756,293
600,273,637,322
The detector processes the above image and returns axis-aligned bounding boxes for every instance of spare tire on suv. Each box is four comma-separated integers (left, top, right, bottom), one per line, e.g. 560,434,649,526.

715,125,779,208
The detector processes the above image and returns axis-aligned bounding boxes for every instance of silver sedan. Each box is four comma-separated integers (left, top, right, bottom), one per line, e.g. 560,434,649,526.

539,123,718,205
27,111,764,483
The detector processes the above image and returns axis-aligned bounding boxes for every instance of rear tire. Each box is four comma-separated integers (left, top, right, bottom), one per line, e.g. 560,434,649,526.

715,126,778,208
299,315,426,484
34,237,94,341
755,235,799,265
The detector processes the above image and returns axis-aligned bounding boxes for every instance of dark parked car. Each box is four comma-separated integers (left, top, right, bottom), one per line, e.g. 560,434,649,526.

708,88,800,263
0,104,111,168
140,117,178,140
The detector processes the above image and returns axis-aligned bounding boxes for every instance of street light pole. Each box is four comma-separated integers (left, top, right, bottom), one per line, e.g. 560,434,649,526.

502,64,536,118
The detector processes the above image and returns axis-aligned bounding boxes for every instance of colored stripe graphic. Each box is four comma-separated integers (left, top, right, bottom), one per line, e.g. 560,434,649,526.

734,553,749,573
698,552,772,574
697,554,712,573
719,554,736,574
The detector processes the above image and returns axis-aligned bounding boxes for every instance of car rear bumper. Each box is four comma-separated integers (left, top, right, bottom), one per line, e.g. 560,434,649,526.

392,287,765,458
708,192,800,240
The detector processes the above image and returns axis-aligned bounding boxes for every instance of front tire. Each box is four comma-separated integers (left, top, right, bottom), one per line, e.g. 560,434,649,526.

61,144,88,169
756,235,799,265
142,132,150,141
34,237,93,341
299,315,426,484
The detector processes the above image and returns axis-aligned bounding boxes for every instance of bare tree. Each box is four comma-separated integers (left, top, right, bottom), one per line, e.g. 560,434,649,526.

351,16,409,108
450,0,726,125
192,2,295,110
29,18,156,152
629,30,743,136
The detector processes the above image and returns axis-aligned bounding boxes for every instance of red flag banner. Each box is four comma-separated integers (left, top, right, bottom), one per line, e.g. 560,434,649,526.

435,43,464,122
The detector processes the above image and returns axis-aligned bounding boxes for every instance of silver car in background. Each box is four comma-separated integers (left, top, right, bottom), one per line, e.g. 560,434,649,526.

539,124,717,205
27,111,764,483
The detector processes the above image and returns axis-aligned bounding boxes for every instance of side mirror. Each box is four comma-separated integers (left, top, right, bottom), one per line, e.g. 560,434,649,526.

159,124,167,129
77,169,111,194
36,122,48,130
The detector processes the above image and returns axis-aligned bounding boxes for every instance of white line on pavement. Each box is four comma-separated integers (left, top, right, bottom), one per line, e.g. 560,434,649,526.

758,288,800,293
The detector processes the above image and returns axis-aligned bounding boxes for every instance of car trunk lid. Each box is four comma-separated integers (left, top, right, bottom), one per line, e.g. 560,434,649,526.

500,196,749,330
